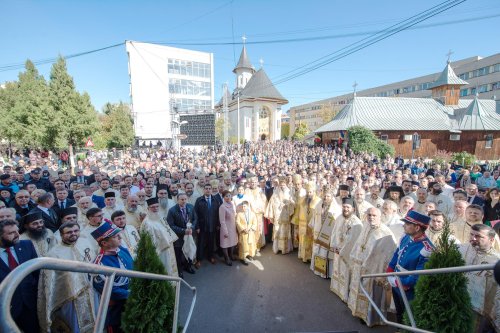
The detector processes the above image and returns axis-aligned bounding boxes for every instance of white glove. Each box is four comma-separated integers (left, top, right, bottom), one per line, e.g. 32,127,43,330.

387,276,397,288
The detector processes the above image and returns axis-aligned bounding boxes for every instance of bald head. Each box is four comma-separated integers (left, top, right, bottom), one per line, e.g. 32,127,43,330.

366,207,381,228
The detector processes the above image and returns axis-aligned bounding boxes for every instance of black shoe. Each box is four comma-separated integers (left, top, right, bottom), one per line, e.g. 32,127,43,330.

240,259,249,266
186,265,196,274
178,272,184,279
246,255,254,261
226,260,233,266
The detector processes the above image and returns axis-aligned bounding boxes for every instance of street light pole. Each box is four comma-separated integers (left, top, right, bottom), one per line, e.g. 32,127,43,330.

237,93,240,149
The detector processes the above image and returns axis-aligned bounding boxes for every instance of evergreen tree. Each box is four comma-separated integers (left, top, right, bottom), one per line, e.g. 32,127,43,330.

14,60,53,146
347,125,395,158
0,81,23,146
407,221,473,332
347,126,379,155
48,56,99,166
122,232,176,333
101,102,135,148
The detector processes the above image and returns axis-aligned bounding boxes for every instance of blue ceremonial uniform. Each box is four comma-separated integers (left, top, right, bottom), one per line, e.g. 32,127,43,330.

387,233,434,322
93,246,134,333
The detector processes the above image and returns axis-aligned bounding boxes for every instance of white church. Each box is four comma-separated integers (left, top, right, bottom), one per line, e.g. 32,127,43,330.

215,46,288,142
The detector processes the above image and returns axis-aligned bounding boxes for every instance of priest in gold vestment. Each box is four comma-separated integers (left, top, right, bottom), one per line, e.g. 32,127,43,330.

347,208,396,326
310,190,338,278
459,224,500,332
290,174,306,248
264,177,294,254
330,197,362,302
38,222,97,333
292,182,322,263
236,201,258,265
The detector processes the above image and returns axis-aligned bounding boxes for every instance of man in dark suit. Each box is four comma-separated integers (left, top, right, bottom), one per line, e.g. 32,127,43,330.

0,219,40,332
167,193,197,277
70,169,88,186
29,192,59,233
194,184,220,266
52,188,76,220
466,184,485,206
9,190,35,221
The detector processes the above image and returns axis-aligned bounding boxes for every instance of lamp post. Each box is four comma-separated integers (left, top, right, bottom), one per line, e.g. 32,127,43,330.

232,89,243,149
237,93,240,148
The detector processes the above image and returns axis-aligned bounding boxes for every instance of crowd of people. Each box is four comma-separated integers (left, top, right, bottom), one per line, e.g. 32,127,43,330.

0,141,499,333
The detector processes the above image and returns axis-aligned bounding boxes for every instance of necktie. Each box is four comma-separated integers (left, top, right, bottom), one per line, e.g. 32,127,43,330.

207,197,211,209
5,248,18,270
181,207,187,220
60,201,65,209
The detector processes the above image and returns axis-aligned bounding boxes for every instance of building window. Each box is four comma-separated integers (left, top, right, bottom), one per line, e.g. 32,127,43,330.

450,134,460,141
460,89,468,97
485,134,493,149
168,79,211,97
171,98,211,113
380,134,388,143
168,59,211,78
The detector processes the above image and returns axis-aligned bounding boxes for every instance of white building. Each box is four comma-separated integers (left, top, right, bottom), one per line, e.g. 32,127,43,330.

215,46,288,142
126,41,214,145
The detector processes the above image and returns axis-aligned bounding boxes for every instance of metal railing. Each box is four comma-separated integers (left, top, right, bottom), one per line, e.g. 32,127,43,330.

360,262,497,333
0,257,197,333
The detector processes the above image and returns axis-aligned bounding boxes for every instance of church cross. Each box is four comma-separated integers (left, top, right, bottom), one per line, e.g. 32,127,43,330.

242,35,247,44
446,49,454,63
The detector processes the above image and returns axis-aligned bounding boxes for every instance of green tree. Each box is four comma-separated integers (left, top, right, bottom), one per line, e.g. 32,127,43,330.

0,81,23,149
347,126,395,158
407,221,473,332
451,151,476,168
347,126,379,154
291,123,309,140
101,102,135,148
215,116,230,142
281,123,290,139
377,140,395,159
14,60,53,147
48,56,99,168
122,232,176,333
0,61,53,148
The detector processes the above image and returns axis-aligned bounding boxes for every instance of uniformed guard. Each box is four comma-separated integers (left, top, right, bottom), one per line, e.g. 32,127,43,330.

91,222,134,333
386,210,434,323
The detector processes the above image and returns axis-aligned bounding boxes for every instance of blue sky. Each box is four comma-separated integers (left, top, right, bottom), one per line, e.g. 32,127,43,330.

1,0,499,112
